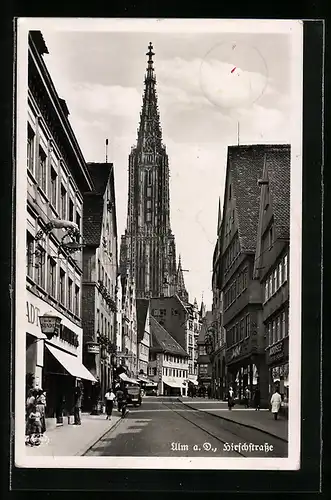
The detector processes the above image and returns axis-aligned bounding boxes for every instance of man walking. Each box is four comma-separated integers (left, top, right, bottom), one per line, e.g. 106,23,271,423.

74,382,83,425
270,388,282,420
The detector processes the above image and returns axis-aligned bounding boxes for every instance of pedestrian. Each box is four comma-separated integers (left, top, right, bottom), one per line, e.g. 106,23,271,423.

104,387,116,420
116,386,128,418
254,386,261,411
244,386,251,408
73,382,83,425
270,388,282,420
227,386,235,410
26,402,42,446
207,385,212,399
35,389,46,434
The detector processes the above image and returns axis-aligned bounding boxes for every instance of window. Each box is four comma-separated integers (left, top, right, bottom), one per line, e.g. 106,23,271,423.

269,274,273,295
272,320,276,344
277,316,281,342
101,313,104,334
67,277,73,311
147,170,152,186
283,254,288,282
265,280,269,301
147,200,151,209
146,212,151,222
245,314,250,337
278,261,283,287
27,125,35,173
147,187,152,197
97,309,100,332
268,225,274,249
268,323,272,346
50,167,57,208
59,268,65,304
26,231,34,278
74,285,80,316
282,311,287,338
243,268,248,289
240,319,245,341
48,257,56,297
35,245,45,288
273,268,277,292
69,199,74,222
37,146,47,193
60,185,67,219
76,211,81,233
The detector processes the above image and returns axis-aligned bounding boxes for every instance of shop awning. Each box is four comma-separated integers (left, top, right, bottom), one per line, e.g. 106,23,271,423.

119,372,140,385
163,378,184,388
138,376,157,386
186,379,198,386
46,344,97,382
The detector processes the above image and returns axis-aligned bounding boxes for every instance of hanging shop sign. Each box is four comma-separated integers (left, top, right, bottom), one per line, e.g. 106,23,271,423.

86,342,100,355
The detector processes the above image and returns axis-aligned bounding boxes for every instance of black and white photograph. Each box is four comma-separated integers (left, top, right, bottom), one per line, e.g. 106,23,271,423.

14,18,303,470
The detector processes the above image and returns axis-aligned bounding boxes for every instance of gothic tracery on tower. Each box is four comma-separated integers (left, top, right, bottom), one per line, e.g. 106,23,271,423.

120,43,188,300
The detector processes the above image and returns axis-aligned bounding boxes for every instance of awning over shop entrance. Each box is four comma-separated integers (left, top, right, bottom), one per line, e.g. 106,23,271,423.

46,344,97,382
119,372,140,385
163,378,184,388
138,376,157,386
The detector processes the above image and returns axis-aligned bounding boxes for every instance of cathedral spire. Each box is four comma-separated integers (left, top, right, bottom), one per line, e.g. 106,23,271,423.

176,254,189,303
137,42,162,152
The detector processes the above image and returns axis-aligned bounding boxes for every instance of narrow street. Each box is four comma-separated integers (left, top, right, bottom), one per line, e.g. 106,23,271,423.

85,397,287,458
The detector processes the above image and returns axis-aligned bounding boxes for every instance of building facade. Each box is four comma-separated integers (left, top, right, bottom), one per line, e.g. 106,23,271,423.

26,31,96,424
119,271,138,377
120,43,187,299
136,298,151,376
253,145,290,412
210,198,227,400
148,317,189,396
150,295,201,384
81,163,118,409
219,145,287,406
196,310,213,390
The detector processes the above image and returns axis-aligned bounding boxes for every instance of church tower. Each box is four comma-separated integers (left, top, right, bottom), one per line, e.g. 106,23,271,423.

120,43,181,299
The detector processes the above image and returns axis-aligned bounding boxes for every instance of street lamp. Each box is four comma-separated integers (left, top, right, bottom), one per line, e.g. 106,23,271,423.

38,311,62,340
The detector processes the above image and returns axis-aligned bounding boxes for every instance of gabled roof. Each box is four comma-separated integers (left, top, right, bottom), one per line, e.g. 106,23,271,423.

198,310,214,343
265,146,291,240
136,298,150,343
150,317,188,357
226,144,289,253
87,163,112,194
83,163,114,247
83,195,105,246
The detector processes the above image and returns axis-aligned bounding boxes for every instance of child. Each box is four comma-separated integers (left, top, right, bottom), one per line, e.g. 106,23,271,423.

26,403,42,446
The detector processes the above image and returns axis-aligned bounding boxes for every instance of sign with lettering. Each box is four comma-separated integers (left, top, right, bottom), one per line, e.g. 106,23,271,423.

231,345,241,360
268,340,284,363
26,301,41,328
26,291,81,352
86,343,100,355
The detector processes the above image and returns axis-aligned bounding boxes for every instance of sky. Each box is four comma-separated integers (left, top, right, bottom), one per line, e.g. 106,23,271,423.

37,23,294,309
